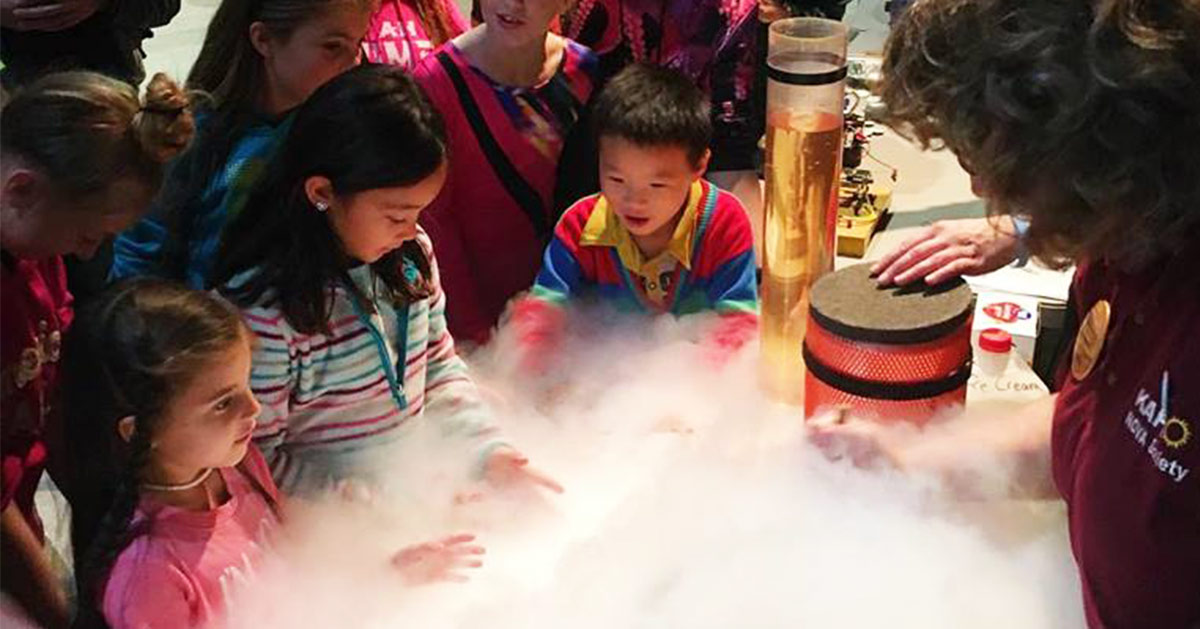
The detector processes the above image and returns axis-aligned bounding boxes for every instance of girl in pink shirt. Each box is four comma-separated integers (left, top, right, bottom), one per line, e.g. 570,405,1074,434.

363,0,469,69
63,280,485,629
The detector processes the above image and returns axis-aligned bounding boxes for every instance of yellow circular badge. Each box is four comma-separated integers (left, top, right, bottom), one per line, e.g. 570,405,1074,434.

1072,300,1111,381
1163,417,1192,449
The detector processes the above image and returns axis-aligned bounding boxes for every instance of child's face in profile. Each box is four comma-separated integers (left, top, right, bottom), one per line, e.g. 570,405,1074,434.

255,4,372,114
1,171,151,259
326,161,449,264
145,335,261,479
599,136,709,250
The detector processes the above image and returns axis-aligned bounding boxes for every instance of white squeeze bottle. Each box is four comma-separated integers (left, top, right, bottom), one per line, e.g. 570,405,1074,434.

967,328,1049,405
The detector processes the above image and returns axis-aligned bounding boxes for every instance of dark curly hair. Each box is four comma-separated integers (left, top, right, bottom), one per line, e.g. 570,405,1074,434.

879,0,1200,267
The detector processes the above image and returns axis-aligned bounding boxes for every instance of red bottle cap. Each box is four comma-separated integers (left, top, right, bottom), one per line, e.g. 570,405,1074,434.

978,328,1013,353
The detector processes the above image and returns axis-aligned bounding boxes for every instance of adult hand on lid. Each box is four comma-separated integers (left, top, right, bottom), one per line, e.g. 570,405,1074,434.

871,216,1022,287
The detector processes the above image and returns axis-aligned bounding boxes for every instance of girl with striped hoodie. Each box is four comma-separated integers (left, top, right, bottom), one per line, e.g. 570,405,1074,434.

214,64,561,498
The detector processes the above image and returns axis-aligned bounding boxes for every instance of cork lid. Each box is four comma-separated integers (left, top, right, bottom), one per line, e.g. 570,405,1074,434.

809,264,974,345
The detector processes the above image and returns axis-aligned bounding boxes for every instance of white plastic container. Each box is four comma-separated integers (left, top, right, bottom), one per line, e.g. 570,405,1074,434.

967,328,1049,405
972,292,1041,364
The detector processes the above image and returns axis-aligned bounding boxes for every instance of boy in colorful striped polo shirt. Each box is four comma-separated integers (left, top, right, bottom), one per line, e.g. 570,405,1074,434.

514,63,759,368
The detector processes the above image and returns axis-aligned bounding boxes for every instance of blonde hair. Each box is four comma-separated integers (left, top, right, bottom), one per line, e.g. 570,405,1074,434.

0,70,195,196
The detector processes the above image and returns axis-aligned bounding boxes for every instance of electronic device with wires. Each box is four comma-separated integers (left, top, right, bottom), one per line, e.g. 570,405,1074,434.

837,84,896,258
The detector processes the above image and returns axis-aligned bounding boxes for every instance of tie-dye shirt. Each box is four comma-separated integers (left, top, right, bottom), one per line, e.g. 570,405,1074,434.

413,39,600,344
561,0,763,171
111,113,293,289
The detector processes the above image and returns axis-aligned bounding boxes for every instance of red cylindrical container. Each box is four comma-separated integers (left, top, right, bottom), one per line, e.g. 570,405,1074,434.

803,264,974,423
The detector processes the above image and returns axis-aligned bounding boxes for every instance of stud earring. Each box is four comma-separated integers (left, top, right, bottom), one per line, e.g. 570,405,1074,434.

315,200,329,213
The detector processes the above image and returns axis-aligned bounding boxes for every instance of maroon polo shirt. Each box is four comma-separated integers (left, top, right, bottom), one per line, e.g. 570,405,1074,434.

1,252,73,541
1053,240,1200,629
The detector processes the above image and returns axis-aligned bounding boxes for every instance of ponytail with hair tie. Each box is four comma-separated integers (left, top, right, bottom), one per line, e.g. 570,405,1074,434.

1,70,196,196
133,72,197,165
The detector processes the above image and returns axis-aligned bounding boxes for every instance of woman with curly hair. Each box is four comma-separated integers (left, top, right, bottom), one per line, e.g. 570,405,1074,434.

823,1,1200,626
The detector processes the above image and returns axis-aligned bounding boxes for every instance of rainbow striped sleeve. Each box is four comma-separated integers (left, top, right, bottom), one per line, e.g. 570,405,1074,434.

695,190,759,316
691,190,759,352
241,302,298,483
513,197,600,370
529,197,596,306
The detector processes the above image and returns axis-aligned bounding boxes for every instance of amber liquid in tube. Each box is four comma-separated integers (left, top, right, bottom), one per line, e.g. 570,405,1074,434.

760,110,843,405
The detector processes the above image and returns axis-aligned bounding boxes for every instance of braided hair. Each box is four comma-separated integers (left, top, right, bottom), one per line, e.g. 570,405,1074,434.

62,278,247,628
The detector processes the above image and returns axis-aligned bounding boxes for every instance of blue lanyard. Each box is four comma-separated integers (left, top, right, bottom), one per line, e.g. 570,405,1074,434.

344,281,409,411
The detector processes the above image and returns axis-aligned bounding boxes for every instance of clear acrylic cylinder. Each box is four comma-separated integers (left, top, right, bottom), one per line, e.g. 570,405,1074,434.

760,17,848,406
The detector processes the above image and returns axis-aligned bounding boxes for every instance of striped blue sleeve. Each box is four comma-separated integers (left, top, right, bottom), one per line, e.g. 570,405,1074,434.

529,236,585,304
242,306,299,488
706,249,759,315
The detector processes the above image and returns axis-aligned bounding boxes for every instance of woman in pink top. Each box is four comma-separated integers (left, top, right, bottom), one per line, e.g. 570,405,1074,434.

63,280,485,629
363,0,469,69
413,0,600,346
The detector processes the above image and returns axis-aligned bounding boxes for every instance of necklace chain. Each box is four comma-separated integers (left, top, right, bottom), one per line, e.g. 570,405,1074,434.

142,468,214,492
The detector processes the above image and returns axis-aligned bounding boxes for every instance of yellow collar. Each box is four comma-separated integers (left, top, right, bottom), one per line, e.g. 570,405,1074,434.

579,180,704,277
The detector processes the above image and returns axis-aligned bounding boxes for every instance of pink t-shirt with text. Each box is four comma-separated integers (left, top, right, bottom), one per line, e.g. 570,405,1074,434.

101,447,280,629
362,0,468,69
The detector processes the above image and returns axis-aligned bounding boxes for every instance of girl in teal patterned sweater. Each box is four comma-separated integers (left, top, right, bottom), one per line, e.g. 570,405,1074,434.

112,0,375,288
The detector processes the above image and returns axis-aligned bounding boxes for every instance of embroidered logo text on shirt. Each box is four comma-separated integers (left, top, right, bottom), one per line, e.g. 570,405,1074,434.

1123,371,1192,483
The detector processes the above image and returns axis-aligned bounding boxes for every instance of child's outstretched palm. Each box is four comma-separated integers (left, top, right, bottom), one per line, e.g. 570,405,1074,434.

392,534,486,585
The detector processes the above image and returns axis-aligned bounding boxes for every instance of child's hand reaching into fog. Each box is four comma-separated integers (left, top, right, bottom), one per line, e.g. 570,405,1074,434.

335,478,377,506
485,446,564,495
392,534,486,585
653,414,695,435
